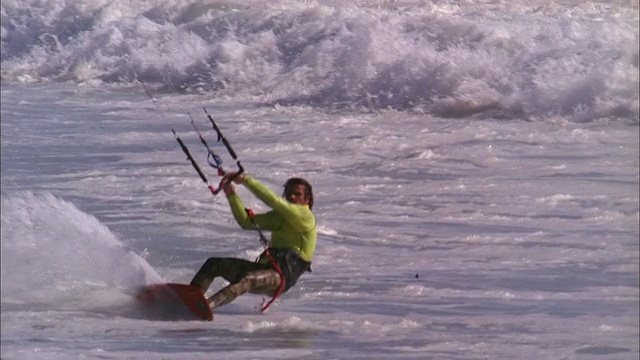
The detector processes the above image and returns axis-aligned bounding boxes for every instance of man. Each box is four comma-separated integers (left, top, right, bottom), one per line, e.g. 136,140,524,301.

189,172,316,310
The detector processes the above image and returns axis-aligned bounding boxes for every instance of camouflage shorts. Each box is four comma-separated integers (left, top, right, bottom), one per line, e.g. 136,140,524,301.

189,257,281,308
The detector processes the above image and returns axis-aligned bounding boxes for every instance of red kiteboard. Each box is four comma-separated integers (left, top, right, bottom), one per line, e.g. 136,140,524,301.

136,283,213,321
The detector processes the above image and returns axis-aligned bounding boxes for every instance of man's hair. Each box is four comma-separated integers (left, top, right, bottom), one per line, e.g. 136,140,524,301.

283,178,314,210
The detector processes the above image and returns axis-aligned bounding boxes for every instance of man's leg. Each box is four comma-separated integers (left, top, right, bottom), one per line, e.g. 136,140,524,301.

208,269,281,308
189,257,260,293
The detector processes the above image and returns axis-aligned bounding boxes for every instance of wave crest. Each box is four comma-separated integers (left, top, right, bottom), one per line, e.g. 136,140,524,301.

1,0,638,122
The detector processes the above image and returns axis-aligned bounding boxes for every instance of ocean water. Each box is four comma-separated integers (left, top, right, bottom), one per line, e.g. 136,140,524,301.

1,0,638,359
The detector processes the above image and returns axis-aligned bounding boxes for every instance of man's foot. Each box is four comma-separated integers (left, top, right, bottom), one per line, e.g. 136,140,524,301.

207,292,230,309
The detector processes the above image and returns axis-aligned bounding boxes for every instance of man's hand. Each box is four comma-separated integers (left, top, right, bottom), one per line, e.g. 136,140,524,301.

221,172,244,196
222,181,235,196
222,172,245,184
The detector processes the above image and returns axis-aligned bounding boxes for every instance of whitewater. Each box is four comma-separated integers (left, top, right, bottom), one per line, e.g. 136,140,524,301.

1,0,638,359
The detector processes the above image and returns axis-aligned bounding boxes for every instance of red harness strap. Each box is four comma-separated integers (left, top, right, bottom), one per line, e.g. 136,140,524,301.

261,248,286,312
245,208,286,312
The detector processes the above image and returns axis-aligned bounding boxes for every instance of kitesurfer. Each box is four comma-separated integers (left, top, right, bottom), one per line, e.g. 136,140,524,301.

189,173,316,309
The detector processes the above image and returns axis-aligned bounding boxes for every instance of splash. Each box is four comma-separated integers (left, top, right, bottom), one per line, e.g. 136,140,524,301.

0,191,163,305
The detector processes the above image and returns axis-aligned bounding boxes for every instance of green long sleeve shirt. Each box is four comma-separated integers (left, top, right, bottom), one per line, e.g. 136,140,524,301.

226,175,316,262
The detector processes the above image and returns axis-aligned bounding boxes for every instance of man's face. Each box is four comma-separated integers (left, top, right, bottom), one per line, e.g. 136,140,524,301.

285,184,309,206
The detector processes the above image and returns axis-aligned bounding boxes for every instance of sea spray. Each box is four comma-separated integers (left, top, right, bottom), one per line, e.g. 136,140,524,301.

0,191,163,305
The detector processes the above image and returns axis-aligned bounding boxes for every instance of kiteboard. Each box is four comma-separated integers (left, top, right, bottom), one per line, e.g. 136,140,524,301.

136,282,213,321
